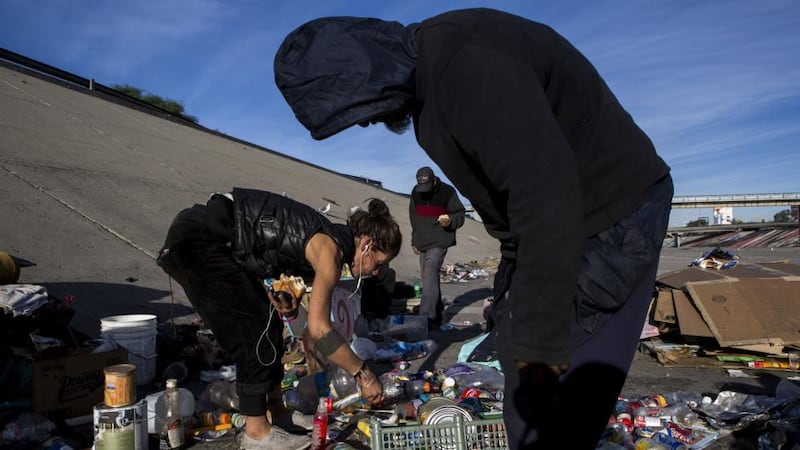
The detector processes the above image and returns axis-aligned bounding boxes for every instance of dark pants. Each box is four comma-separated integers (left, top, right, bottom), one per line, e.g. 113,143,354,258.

158,203,283,416
494,175,673,450
418,247,446,323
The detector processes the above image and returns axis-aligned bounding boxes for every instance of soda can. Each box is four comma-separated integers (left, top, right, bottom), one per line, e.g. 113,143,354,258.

633,415,663,428
616,413,633,434
665,422,693,445
652,432,689,449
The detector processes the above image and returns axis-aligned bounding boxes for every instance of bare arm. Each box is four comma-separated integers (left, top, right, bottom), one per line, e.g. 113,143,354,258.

304,233,382,402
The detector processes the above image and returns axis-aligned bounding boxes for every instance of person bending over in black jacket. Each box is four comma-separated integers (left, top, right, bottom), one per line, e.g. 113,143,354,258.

275,8,673,450
158,189,401,450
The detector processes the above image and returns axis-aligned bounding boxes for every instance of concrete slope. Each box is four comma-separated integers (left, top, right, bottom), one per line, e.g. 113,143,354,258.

0,65,499,336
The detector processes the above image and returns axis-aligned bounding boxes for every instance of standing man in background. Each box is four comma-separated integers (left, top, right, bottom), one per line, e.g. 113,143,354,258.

409,166,465,329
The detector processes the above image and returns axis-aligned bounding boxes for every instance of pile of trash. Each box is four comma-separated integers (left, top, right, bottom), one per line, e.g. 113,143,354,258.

598,379,800,449
440,258,498,284
688,247,740,270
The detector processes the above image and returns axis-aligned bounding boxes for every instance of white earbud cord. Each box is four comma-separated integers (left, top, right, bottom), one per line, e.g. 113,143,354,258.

349,247,365,299
256,300,278,366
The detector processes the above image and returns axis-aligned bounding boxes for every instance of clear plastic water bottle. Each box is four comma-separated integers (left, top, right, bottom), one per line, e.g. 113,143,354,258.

206,379,239,411
329,366,360,399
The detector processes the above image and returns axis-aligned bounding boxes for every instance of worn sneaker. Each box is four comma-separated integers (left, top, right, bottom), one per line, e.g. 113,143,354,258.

237,426,311,450
271,410,314,433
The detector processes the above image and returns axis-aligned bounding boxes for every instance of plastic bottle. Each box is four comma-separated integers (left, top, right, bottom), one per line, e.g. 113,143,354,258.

314,371,331,398
661,391,704,408
159,379,186,450
414,280,421,298
0,413,56,445
419,339,437,354
206,379,240,411
382,381,406,400
287,374,321,414
329,366,360,399
672,405,702,428
311,397,329,450
284,388,317,415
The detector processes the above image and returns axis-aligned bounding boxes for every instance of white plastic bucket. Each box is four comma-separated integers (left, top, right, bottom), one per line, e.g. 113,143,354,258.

100,314,157,385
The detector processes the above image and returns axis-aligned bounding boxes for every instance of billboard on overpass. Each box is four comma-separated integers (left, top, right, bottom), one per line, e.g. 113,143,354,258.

713,206,733,225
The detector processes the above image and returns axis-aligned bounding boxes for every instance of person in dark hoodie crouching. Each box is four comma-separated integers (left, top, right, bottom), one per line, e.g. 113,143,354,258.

274,8,673,449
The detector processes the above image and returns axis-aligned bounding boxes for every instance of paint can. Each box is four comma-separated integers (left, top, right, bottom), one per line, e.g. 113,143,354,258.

93,399,147,450
104,364,136,407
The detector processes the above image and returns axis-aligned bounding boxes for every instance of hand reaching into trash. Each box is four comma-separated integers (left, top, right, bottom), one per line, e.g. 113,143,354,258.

355,366,383,406
268,289,300,320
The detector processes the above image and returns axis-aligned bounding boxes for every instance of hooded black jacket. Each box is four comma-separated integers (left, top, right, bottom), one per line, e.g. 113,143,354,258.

275,8,670,365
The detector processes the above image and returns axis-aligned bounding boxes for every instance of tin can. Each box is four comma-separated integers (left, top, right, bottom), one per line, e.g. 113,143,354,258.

617,413,633,434
633,415,663,428
93,399,147,449
652,432,689,449
104,364,136,407
417,397,457,424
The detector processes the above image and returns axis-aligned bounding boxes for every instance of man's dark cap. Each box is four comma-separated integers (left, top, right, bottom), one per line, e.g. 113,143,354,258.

415,166,435,192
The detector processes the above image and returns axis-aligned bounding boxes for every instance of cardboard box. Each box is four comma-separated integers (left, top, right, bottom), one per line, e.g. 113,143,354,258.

646,262,800,368
33,347,128,418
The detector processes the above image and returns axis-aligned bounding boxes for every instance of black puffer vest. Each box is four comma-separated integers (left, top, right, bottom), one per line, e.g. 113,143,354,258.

231,188,354,280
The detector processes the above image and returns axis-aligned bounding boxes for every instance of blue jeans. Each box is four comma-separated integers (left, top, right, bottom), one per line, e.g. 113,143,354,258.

493,175,673,450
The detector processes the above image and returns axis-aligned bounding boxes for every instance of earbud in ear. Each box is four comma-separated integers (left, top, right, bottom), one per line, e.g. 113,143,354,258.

362,244,370,254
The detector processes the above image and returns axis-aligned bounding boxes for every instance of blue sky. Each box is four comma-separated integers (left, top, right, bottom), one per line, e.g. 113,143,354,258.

2,1,798,227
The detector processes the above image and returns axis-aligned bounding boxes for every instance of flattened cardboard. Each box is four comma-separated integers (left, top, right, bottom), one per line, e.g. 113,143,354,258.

653,289,677,323
686,277,800,347
656,267,727,290
655,263,797,291
672,289,714,338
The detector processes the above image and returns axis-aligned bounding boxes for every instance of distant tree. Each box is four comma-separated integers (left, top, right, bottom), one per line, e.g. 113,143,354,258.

731,218,744,225
774,209,792,222
686,218,709,227
111,84,198,123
